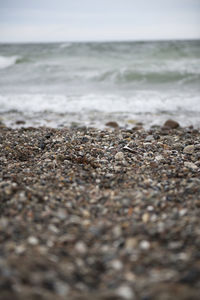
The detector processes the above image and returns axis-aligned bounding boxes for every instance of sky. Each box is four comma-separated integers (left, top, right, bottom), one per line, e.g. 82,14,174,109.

0,0,200,42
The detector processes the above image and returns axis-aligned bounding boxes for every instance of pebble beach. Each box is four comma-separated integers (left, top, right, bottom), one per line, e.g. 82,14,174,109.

0,121,200,300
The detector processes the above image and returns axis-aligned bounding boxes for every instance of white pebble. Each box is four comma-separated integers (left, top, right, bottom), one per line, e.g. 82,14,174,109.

183,145,194,154
28,236,38,245
184,161,198,170
75,241,87,254
179,208,187,217
115,151,124,161
139,240,150,250
110,259,123,271
117,285,135,299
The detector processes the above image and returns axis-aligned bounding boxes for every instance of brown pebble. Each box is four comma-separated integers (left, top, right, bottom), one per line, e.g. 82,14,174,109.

105,121,119,128
163,119,180,129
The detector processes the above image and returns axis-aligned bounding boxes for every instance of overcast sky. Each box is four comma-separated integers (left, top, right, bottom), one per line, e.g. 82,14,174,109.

0,0,200,42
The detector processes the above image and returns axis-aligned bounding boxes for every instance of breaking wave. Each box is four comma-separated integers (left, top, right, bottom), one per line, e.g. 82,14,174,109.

0,55,21,69
94,68,200,85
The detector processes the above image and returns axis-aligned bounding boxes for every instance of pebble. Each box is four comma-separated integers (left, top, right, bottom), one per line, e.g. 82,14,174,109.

163,119,180,129
184,161,198,170
179,209,187,217
75,241,87,254
109,259,123,271
142,213,150,223
139,240,150,250
145,135,154,142
115,151,125,161
155,155,164,161
183,145,195,154
125,238,137,250
105,121,119,128
116,285,135,300
27,236,39,245
15,245,26,255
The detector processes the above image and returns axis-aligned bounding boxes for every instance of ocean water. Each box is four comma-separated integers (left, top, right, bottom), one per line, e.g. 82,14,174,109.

0,40,200,128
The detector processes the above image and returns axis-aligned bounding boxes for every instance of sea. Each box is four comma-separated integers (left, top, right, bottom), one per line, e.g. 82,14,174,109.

0,40,200,128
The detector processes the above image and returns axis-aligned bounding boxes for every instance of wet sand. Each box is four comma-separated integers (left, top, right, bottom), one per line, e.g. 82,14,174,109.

0,123,200,299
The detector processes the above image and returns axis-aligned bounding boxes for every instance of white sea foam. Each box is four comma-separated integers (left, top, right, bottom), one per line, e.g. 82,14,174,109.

0,55,19,69
0,92,199,128
0,91,199,114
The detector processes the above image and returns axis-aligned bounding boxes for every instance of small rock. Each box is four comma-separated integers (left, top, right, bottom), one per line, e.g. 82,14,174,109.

116,285,135,300
81,136,90,143
56,209,67,220
75,241,87,254
105,121,119,128
145,135,154,142
39,141,46,150
184,162,198,170
179,209,187,217
113,225,122,237
147,205,154,211
155,155,164,161
15,245,26,255
183,145,195,154
194,144,200,150
125,238,137,250
109,259,123,271
16,120,26,125
142,213,150,223
139,240,150,250
115,151,125,161
28,236,39,245
45,132,53,139
56,154,65,162
163,119,180,129
48,224,59,233
55,281,69,296
114,165,122,172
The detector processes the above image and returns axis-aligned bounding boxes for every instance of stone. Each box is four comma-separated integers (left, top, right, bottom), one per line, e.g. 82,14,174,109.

27,236,39,245
139,240,150,250
142,213,150,223
115,151,124,161
16,120,26,125
155,155,164,161
145,135,154,142
75,241,87,254
116,285,135,300
125,238,137,250
183,145,195,154
105,121,119,128
194,144,200,150
163,119,180,129
109,259,123,271
184,162,198,170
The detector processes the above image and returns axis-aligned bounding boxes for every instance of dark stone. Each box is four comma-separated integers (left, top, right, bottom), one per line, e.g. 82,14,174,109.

38,141,46,150
180,269,200,284
16,120,26,125
163,119,180,129
105,121,119,128
45,133,53,139
81,136,89,143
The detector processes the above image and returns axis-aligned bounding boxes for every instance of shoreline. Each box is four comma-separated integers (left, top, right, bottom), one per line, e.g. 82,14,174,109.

0,123,200,299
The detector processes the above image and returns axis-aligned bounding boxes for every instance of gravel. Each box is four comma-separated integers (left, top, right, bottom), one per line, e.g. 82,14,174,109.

0,124,200,299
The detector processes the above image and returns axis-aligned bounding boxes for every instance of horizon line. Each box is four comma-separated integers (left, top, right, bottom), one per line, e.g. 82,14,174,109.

0,37,200,45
